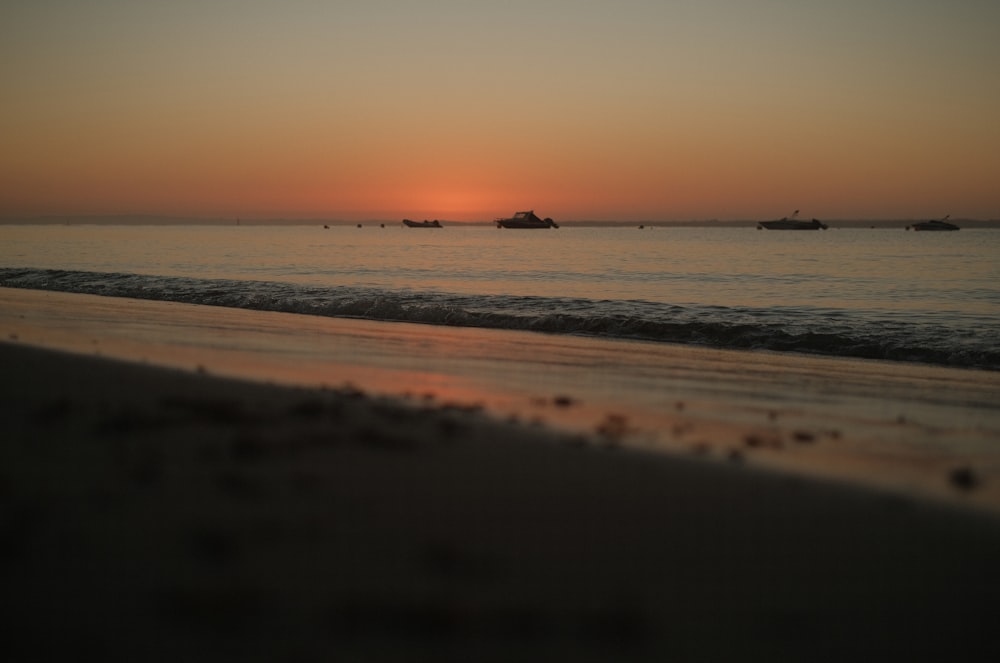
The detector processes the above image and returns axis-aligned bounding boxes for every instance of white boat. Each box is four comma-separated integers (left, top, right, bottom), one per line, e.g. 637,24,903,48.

757,211,828,230
907,215,959,231
495,210,558,229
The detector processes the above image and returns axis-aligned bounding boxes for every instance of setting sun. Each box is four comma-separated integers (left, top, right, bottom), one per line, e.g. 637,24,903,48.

2,1,997,222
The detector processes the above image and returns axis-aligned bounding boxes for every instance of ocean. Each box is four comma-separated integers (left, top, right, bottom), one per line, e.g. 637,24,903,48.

2,223,998,370
2,222,1000,509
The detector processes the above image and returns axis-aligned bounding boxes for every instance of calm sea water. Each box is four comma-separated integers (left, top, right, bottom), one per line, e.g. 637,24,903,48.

2,223,998,370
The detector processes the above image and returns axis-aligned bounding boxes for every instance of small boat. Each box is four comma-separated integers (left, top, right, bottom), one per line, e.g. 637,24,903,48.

907,215,959,231
495,210,558,229
757,211,827,230
402,219,442,228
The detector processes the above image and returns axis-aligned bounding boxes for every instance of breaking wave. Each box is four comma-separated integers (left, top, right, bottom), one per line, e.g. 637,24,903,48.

3,267,997,371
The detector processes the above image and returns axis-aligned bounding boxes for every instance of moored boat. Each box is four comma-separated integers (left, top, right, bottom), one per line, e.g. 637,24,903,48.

495,210,558,229
402,219,442,228
907,215,959,231
757,211,827,230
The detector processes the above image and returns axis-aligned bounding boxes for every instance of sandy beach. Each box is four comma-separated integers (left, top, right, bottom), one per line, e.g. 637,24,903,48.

6,0,1000,658
4,332,1000,659
5,286,1000,512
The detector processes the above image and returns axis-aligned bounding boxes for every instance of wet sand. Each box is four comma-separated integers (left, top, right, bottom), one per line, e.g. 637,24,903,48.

4,287,1000,512
3,338,1000,659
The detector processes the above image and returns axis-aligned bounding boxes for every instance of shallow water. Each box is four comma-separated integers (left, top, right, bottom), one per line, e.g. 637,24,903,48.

3,288,999,513
2,223,999,369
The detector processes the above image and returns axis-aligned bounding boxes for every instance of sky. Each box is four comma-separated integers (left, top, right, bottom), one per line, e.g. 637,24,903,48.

2,0,998,222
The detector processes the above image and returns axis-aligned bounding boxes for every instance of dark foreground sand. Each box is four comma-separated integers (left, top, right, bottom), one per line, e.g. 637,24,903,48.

3,341,1000,662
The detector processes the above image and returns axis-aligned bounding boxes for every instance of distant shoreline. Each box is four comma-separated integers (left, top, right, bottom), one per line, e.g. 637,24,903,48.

3,215,1000,229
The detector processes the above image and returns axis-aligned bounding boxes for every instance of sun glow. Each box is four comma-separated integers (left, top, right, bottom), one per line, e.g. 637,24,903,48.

2,2,998,222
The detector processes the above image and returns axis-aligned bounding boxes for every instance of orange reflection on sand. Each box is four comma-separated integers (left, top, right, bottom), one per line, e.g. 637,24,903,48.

6,287,1000,513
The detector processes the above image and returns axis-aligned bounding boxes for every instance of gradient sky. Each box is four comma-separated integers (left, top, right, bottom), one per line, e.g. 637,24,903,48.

2,0,998,221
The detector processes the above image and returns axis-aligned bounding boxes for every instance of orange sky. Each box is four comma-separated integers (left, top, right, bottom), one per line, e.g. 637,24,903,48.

2,1,998,222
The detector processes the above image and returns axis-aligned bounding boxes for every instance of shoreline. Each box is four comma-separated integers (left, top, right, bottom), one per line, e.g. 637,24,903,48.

3,340,1000,660
4,286,1000,516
